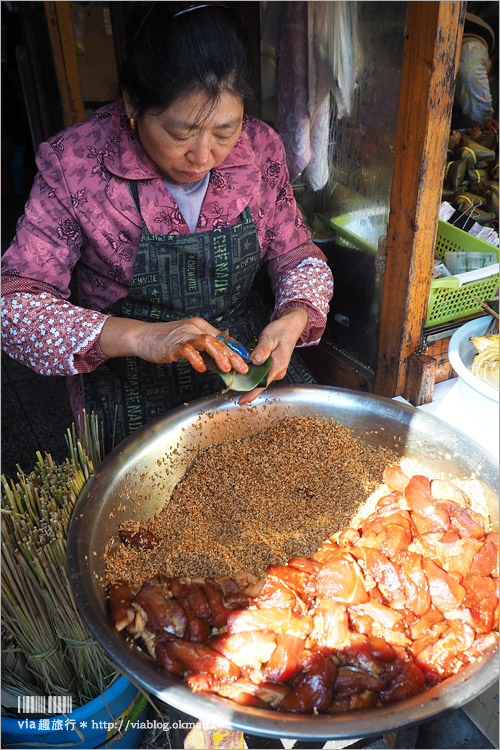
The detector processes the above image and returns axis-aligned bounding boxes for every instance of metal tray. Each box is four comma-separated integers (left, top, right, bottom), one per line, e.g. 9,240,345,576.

67,384,499,741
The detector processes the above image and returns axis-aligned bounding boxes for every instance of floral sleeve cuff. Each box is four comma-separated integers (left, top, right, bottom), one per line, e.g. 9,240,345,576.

1,277,109,375
270,256,334,345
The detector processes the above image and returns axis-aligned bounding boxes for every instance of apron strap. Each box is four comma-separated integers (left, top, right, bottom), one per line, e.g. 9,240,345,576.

129,180,141,214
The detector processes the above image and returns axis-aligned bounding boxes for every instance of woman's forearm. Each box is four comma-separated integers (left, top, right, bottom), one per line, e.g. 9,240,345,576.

98,316,150,359
98,315,249,374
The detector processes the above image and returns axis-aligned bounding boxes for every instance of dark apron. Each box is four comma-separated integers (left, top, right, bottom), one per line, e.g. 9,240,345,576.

82,180,314,450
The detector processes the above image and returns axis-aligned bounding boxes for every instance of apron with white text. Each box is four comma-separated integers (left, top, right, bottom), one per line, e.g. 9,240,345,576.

82,180,314,450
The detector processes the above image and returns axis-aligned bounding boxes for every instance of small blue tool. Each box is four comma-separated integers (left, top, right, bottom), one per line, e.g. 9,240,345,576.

215,335,252,363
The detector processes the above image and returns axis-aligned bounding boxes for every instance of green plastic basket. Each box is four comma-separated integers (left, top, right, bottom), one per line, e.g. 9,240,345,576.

330,212,498,328
329,209,385,254
425,220,499,328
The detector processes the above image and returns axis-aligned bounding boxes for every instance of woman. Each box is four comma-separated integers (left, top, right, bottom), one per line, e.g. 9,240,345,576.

1,2,334,450
453,11,497,129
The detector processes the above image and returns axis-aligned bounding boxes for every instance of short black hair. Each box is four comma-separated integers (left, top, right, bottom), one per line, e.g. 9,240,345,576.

120,2,253,119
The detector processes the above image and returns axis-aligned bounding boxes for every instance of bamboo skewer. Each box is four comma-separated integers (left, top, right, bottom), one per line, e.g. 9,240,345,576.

467,292,499,334
467,291,499,319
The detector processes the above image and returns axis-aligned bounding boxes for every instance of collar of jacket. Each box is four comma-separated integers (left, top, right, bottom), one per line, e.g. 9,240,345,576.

102,99,256,180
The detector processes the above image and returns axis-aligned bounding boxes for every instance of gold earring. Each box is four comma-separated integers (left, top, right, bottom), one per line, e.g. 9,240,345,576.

130,117,136,131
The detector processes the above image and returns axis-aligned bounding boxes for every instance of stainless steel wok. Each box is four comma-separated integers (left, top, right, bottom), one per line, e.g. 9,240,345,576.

67,384,499,741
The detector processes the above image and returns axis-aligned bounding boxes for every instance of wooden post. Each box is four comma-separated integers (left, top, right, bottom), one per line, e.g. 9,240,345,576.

405,352,438,406
374,1,466,403
44,1,86,127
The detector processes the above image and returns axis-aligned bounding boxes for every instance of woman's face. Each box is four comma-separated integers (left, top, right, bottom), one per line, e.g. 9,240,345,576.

129,90,244,183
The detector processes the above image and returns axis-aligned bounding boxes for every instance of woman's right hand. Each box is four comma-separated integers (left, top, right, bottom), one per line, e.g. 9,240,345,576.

99,316,249,375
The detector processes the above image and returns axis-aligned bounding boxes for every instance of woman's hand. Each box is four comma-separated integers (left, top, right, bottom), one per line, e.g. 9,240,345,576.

238,307,309,406
99,316,249,375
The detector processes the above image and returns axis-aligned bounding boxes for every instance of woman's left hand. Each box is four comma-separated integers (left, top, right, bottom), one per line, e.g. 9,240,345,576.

238,307,309,406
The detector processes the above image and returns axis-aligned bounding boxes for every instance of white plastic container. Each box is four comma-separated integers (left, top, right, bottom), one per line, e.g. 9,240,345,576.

448,316,499,406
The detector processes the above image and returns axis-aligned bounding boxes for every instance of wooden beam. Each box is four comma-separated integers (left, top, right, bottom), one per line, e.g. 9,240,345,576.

375,1,466,400
18,7,53,145
44,1,85,127
405,352,438,406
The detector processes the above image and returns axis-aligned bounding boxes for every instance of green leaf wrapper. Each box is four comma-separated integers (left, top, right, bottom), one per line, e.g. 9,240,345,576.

215,357,272,391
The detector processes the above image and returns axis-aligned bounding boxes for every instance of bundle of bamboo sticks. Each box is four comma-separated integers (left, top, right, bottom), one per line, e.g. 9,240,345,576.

1,413,119,709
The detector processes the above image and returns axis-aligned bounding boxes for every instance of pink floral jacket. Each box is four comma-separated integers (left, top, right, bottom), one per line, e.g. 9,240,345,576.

1,100,333,381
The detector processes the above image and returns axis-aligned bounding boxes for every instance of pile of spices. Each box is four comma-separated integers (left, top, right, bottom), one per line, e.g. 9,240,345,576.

105,416,398,588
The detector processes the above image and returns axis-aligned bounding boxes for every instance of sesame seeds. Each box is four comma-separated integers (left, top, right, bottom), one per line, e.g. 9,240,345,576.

105,416,398,588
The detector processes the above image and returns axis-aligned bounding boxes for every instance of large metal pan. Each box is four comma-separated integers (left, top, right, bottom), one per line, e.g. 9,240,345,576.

67,384,499,741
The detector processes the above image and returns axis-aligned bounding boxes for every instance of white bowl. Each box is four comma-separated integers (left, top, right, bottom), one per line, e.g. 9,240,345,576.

448,316,499,405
